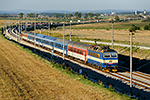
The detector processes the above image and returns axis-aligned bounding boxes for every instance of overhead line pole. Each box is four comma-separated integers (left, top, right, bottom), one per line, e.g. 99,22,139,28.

40,18,41,34
112,21,114,49
34,12,36,47
63,23,65,64
3,20,5,34
20,19,22,42
48,20,50,36
25,18,27,31
130,31,133,95
18,19,20,42
70,20,72,41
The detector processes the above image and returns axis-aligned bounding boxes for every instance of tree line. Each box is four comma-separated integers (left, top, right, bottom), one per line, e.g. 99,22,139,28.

55,12,102,19
19,12,104,20
19,13,38,18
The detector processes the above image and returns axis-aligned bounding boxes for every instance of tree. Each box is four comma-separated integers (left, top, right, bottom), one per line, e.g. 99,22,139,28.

144,24,150,30
62,13,66,19
68,13,73,19
30,13,34,17
114,15,120,22
142,17,150,22
35,13,38,17
55,13,61,19
95,13,100,19
27,13,31,17
19,12,23,19
78,12,82,19
74,12,79,19
88,13,94,19
84,13,88,19
129,24,140,32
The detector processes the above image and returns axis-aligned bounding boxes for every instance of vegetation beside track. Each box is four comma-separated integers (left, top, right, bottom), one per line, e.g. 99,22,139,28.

0,28,134,99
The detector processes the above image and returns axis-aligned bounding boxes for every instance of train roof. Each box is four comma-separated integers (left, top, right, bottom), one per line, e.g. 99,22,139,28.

55,38,70,45
44,36,57,41
28,32,34,36
36,34,47,38
68,41,91,50
23,31,30,34
88,45,116,52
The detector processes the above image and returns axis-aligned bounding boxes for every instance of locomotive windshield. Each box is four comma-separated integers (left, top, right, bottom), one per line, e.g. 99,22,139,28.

111,53,117,58
103,53,111,58
103,53,117,58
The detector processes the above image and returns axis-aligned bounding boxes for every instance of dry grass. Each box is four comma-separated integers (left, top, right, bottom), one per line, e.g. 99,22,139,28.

0,20,17,28
0,34,129,99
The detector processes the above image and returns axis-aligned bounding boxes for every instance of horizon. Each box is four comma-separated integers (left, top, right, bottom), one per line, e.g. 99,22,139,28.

1,0,150,13
0,9,149,14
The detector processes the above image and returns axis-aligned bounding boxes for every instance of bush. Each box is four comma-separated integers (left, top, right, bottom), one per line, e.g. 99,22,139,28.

129,24,140,32
142,17,150,22
144,24,150,30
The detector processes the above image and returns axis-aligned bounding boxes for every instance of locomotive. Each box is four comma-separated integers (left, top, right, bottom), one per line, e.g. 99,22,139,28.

22,32,118,72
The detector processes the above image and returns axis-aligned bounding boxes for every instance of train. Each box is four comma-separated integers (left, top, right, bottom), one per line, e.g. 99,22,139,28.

22,31,118,72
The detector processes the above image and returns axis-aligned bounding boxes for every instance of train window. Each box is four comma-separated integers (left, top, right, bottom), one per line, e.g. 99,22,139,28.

50,42,53,46
65,46,67,50
111,53,117,58
36,38,41,42
74,49,76,52
44,40,49,44
56,44,63,48
77,49,79,53
80,50,83,55
30,36,34,40
68,47,70,51
103,53,110,58
71,48,73,51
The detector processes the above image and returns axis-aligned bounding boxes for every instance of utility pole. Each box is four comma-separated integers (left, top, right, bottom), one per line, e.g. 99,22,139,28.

70,20,72,41
20,19,22,42
40,18,41,34
31,19,32,28
11,20,12,29
20,19,22,31
5,20,7,35
18,19,20,42
9,21,11,29
3,20,5,34
25,18,27,31
112,20,114,49
16,19,17,28
63,23,65,64
16,19,18,36
48,20,50,36
34,12,36,47
130,31,133,95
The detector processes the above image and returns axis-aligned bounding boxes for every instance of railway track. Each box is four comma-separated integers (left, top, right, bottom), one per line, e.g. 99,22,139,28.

4,27,150,95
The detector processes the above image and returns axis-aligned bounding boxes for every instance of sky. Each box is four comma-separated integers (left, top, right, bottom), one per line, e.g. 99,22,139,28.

1,0,150,11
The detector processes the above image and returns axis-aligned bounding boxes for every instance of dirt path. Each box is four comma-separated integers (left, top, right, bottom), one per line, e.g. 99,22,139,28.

0,36,127,100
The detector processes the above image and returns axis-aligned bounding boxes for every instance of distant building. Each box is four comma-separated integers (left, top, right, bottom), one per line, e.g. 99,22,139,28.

144,10,147,14
111,12,115,15
100,14,104,16
144,16,147,18
135,11,137,15
139,13,143,15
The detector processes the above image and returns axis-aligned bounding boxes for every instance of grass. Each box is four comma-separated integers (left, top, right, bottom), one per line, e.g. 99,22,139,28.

0,28,134,100
65,21,150,30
